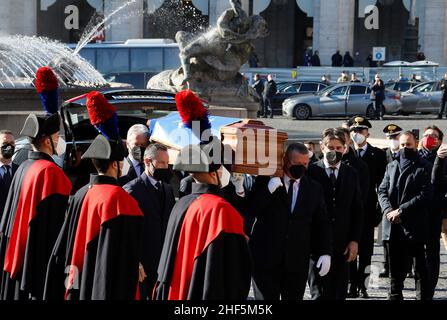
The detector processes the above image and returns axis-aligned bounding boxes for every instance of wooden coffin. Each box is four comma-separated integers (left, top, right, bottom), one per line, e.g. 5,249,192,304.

220,119,288,177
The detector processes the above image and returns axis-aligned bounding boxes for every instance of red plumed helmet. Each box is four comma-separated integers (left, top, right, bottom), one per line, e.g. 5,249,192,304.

86,91,117,126
175,90,208,125
35,67,59,93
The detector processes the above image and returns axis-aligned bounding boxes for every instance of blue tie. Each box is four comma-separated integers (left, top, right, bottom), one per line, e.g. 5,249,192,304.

2,165,11,185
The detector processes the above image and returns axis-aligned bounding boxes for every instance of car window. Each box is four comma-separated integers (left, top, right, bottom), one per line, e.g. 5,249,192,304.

349,85,366,95
414,83,434,93
299,83,319,92
282,84,300,93
329,86,348,96
398,83,412,92
318,84,328,91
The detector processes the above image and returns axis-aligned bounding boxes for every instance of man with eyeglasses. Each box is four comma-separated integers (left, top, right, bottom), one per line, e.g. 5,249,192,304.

419,126,444,299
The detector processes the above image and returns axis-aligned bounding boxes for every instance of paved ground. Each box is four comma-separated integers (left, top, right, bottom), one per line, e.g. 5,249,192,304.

260,114,447,142
247,239,447,300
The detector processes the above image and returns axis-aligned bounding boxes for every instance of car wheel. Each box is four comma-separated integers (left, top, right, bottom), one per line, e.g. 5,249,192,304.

366,104,376,119
294,104,311,120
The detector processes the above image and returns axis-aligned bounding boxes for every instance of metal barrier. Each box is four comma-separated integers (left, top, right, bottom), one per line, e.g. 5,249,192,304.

242,66,447,85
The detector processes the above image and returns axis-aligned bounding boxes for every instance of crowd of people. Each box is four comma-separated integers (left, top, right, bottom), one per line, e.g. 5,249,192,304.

1,67,447,301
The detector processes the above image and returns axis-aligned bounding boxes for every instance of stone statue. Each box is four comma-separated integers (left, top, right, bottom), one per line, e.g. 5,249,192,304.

148,0,268,99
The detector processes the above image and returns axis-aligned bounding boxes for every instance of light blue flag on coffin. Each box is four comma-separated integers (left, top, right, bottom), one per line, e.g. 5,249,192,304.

149,112,241,149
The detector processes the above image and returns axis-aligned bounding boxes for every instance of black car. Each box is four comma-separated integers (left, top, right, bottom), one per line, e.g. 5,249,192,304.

271,81,328,113
14,89,178,192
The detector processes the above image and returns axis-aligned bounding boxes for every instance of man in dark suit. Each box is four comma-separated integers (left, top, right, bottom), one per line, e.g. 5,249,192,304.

123,143,176,300
119,124,150,186
380,124,403,278
347,116,387,298
307,131,363,300
0,130,18,221
378,131,433,300
248,143,332,300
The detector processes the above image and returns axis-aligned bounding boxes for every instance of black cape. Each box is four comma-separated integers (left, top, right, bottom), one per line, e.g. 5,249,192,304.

63,175,143,300
0,152,71,300
154,183,251,300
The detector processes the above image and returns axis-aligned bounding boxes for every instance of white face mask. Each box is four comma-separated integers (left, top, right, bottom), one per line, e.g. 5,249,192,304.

219,167,231,189
389,139,400,151
351,132,366,146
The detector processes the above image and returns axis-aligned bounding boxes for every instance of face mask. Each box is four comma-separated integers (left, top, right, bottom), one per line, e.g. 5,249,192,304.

1,144,14,160
55,137,66,157
388,139,400,151
308,151,314,159
351,132,366,146
325,150,343,166
400,148,417,160
289,164,306,180
422,136,438,151
218,167,231,189
151,164,173,184
130,146,145,163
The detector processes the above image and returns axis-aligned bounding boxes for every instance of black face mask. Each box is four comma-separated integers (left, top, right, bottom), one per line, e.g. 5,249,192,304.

325,150,343,166
1,144,15,160
288,164,306,180
130,146,145,163
400,148,417,160
152,166,173,184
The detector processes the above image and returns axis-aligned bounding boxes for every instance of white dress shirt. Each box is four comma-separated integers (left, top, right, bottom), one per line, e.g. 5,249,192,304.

323,158,341,179
355,143,369,158
147,174,160,189
129,154,142,176
283,174,300,212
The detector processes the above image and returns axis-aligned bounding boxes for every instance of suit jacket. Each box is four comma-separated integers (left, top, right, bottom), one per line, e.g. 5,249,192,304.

343,148,369,207
378,156,433,243
123,172,175,273
248,175,331,271
0,163,18,221
307,161,364,254
385,148,400,164
358,143,387,227
432,156,447,220
119,156,141,186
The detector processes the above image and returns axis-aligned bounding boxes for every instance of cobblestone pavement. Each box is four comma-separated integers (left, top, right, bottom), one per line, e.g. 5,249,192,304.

248,240,447,300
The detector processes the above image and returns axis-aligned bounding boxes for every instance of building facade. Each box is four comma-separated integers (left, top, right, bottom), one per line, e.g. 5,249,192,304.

1,0,447,67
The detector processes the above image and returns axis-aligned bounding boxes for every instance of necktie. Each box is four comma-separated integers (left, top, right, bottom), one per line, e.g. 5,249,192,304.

329,167,337,185
154,181,161,190
287,179,295,212
2,165,11,185
357,149,363,158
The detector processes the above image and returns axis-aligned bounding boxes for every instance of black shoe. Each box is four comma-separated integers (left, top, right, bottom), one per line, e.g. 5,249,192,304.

360,288,369,299
347,289,359,299
438,115,442,119
379,269,389,278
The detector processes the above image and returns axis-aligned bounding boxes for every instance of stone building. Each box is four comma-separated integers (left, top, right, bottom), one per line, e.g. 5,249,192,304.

1,0,446,67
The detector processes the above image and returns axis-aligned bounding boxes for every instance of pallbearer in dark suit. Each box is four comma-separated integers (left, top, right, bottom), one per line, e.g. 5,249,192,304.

347,116,387,298
119,124,150,186
378,131,432,300
0,130,18,221
380,124,403,278
307,131,363,300
123,143,176,300
248,143,332,300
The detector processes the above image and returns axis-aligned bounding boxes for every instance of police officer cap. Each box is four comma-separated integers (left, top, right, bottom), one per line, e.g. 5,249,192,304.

82,134,127,161
347,115,372,131
383,124,403,138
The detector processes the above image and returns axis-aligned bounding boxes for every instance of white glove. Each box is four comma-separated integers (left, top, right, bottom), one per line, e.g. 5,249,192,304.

268,177,283,194
230,173,245,194
316,255,331,277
